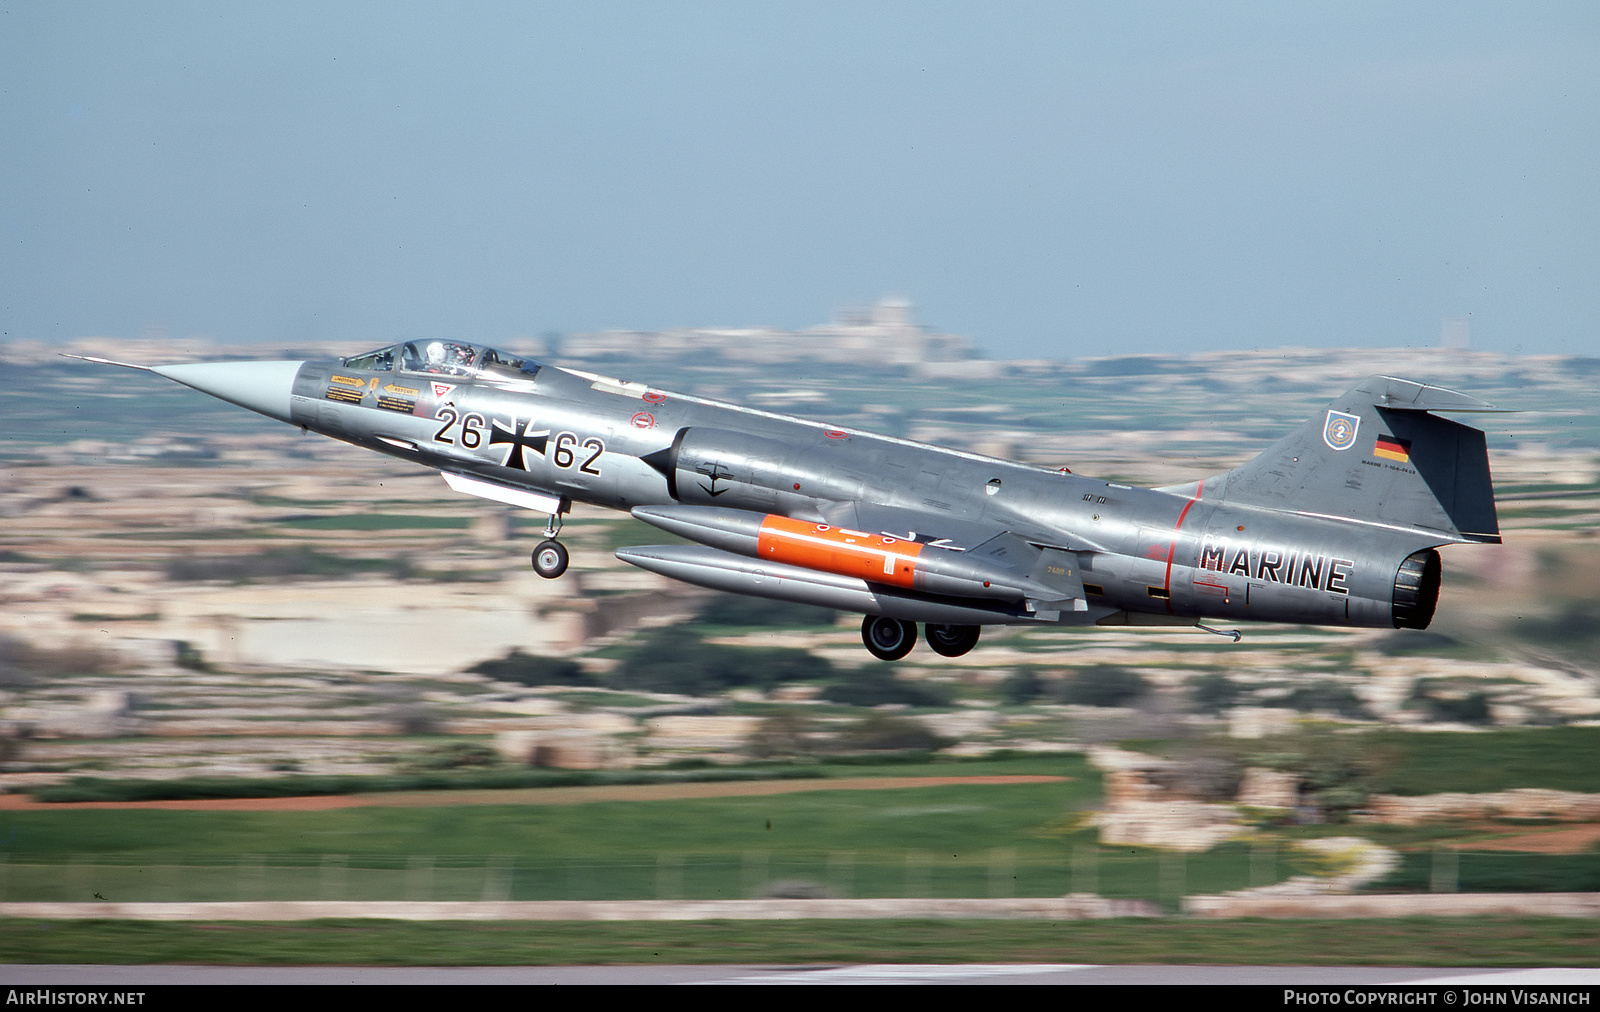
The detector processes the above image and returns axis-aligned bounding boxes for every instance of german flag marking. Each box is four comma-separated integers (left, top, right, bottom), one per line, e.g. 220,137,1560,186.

1373,435,1411,462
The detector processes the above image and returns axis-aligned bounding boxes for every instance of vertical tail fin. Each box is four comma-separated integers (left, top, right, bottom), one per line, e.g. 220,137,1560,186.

1166,376,1504,544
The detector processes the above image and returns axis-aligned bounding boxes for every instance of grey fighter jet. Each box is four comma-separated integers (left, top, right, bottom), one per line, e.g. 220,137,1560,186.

70,342,1502,660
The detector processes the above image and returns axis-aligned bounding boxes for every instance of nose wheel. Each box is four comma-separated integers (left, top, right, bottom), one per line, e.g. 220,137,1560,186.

532,539,569,579
861,615,918,661
530,510,570,579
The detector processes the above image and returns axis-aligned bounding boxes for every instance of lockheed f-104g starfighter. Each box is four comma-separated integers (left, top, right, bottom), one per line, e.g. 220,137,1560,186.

70,341,1502,660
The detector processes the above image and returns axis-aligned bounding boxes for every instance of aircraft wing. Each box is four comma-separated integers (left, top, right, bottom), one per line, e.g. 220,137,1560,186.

817,500,1001,552
825,501,1101,611
631,499,1092,615
822,500,1107,555
754,500,1097,607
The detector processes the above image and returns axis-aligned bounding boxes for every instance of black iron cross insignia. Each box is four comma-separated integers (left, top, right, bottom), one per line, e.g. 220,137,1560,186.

490,418,550,471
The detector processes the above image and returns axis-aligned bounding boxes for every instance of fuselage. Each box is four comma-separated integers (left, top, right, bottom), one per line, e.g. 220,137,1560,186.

281,344,1440,632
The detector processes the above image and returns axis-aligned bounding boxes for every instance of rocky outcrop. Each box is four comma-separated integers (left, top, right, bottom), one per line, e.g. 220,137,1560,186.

1235,767,1299,809
1219,836,1399,897
1092,799,1245,852
1361,789,1600,824
1086,746,1249,852
5,691,139,738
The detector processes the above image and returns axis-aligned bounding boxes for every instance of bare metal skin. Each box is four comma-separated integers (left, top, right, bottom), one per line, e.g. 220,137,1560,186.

70,343,1503,660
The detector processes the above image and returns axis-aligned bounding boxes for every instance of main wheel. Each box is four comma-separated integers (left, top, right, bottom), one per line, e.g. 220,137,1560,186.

531,539,569,579
924,623,980,657
861,615,917,661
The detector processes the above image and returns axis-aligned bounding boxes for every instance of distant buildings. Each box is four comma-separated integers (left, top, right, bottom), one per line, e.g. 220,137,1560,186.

559,297,978,368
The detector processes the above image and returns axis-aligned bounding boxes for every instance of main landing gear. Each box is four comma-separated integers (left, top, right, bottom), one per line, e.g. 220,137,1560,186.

861,616,917,660
924,622,981,658
531,510,569,579
860,616,982,660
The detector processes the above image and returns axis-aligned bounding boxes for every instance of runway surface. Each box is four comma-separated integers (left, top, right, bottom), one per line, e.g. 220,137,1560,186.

5,964,1599,985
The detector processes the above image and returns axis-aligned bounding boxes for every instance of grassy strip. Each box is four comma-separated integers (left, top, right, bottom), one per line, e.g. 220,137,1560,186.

0,765,1098,865
27,765,834,803
1372,727,1600,795
0,848,1257,905
1,917,1596,967
25,751,1071,803
0,762,1170,903
1374,852,1600,893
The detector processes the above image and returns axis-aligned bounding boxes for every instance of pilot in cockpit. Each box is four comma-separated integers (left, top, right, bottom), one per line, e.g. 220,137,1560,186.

424,341,477,376
351,341,539,381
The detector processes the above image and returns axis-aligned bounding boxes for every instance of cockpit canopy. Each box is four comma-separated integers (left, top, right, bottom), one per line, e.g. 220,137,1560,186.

342,341,542,382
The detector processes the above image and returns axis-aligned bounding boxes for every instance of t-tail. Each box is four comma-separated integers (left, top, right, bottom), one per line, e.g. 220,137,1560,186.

1163,375,1504,545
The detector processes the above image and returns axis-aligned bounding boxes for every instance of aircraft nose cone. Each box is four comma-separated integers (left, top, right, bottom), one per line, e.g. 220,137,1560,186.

151,360,305,424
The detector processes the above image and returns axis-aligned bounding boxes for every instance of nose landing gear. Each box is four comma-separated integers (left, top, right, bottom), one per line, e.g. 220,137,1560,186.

531,510,570,579
532,539,569,579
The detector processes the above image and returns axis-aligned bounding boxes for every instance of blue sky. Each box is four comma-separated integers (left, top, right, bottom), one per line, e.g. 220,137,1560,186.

3,2,1596,357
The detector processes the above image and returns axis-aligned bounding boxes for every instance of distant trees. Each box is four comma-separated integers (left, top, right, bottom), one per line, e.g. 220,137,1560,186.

1056,665,1149,707
1408,680,1494,725
1000,668,1044,705
837,712,952,752
745,712,819,759
0,635,120,684
1190,673,1245,713
609,626,832,696
465,627,833,696
467,650,590,687
820,667,950,708
165,547,412,582
998,665,1149,708
1269,681,1371,720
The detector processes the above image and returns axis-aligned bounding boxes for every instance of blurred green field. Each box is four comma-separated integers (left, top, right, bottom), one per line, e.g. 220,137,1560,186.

0,757,1300,906
1376,852,1600,894
0,845,1270,906
1370,727,1600,795
12,729,1600,910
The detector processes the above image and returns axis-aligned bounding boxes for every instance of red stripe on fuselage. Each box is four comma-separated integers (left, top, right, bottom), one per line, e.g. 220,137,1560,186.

1162,482,1203,612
